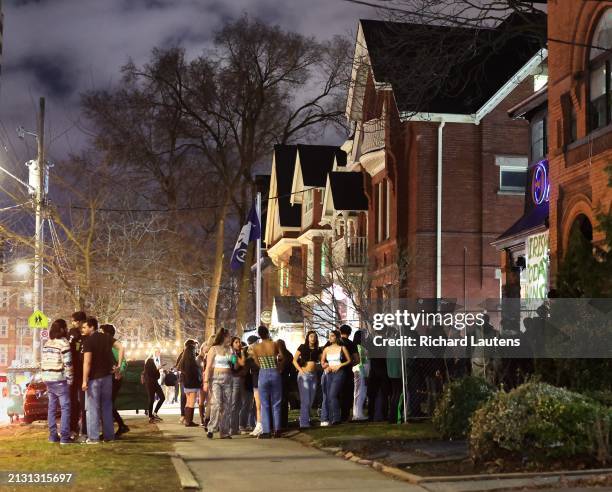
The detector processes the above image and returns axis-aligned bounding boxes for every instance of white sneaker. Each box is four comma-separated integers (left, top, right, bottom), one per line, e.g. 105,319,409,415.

320,421,330,427
250,422,263,436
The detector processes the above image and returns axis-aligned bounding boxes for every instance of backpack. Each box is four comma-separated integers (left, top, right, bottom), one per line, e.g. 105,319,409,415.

164,371,178,387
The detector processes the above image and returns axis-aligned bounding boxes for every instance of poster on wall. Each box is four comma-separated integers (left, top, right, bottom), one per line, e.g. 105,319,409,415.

525,231,549,300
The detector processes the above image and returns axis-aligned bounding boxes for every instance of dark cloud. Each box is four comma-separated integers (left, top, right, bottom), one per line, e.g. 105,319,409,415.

0,0,374,166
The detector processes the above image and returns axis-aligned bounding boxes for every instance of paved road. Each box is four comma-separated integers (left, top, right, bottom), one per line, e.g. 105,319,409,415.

157,420,426,492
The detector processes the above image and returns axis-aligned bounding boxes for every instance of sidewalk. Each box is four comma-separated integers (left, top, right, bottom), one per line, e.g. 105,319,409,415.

157,420,427,492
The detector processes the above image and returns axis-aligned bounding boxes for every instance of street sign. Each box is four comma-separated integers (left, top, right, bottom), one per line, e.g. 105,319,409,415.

40,329,49,341
260,310,272,324
28,310,49,329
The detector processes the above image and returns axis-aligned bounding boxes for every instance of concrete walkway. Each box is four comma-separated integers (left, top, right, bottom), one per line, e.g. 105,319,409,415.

157,420,426,491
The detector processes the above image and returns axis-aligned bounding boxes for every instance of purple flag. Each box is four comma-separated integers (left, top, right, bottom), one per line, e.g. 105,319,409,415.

230,203,261,270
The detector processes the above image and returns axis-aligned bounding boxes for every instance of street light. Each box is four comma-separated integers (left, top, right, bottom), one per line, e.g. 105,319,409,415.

14,262,30,276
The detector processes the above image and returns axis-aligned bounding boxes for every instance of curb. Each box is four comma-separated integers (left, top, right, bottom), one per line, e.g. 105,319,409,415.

171,456,199,490
286,430,612,487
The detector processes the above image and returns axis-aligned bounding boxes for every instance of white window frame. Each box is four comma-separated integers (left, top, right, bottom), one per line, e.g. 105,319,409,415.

495,156,528,195
0,318,8,338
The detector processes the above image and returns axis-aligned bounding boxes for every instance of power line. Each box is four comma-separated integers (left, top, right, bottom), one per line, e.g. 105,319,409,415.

51,185,315,213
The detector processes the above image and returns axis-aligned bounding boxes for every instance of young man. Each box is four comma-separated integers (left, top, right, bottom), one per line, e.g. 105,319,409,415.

41,319,73,444
82,317,115,443
339,325,360,422
68,311,87,439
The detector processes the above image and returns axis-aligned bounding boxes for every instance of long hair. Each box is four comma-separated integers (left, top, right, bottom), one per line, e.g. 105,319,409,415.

304,330,319,349
277,339,292,358
49,319,67,340
212,328,229,346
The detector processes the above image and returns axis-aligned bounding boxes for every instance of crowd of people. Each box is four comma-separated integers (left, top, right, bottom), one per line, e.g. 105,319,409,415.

162,324,386,439
40,317,409,445
40,311,129,444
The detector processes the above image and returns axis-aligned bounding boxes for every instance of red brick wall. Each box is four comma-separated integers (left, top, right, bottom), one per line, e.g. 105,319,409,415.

364,74,532,305
547,1,612,281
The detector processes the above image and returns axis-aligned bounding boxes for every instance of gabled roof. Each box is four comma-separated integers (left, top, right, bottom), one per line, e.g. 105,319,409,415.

273,145,301,228
296,144,347,188
328,172,368,211
355,11,546,116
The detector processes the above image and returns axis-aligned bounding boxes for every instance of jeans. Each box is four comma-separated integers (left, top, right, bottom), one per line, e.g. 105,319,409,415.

258,368,282,434
297,372,317,428
353,369,367,420
229,376,242,435
86,375,114,441
46,380,71,443
209,373,232,437
239,386,255,430
321,370,344,424
146,381,165,416
78,388,87,434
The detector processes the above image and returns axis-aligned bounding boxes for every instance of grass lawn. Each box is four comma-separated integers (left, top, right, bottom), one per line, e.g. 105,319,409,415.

300,420,439,447
0,418,180,492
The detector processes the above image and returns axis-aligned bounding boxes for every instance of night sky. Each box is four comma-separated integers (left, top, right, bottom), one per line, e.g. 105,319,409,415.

0,0,373,171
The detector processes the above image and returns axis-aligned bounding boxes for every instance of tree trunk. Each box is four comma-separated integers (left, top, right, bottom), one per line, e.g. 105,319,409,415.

235,241,254,335
205,197,229,339
172,292,182,343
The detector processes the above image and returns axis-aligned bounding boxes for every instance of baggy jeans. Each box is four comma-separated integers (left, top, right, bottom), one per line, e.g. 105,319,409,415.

352,368,367,420
321,370,344,424
208,373,232,437
86,375,114,441
46,380,71,443
297,372,317,428
258,368,282,434
229,376,242,435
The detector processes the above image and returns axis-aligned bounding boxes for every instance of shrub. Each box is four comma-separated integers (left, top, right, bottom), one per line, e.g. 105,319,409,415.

469,381,612,463
432,376,495,439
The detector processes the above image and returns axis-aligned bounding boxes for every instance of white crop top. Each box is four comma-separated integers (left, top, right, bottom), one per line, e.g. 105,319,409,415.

326,348,342,367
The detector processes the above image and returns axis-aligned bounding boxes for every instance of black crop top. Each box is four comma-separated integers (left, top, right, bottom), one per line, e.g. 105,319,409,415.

297,344,322,367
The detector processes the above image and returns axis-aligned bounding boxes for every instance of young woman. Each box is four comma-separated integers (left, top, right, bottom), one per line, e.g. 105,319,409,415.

177,339,201,427
40,319,72,444
229,336,247,435
292,330,322,429
352,330,369,421
144,350,165,424
320,330,351,426
252,326,284,438
203,328,234,439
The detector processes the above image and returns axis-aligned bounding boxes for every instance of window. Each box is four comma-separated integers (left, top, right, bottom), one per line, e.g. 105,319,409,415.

17,319,29,337
0,289,8,309
0,345,8,366
531,117,547,162
589,10,612,131
500,168,528,191
18,291,32,309
0,318,7,338
321,241,328,276
375,179,389,243
304,189,314,214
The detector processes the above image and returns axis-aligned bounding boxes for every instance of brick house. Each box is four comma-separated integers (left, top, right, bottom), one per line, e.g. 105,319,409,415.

346,15,547,308
546,3,612,279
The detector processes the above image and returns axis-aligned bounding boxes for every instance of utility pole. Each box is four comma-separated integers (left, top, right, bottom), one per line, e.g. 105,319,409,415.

32,97,45,365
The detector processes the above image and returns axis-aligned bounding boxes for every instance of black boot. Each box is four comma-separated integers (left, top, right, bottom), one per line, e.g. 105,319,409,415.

184,407,198,427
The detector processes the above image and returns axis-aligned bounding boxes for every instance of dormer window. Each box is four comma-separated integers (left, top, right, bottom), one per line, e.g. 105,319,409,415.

589,9,612,132
304,189,314,214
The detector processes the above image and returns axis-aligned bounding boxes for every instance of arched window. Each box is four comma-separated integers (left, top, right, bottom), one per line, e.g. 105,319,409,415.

589,9,612,131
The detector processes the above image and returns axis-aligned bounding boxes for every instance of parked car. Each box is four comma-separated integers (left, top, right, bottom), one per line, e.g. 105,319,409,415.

23,378,54,424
